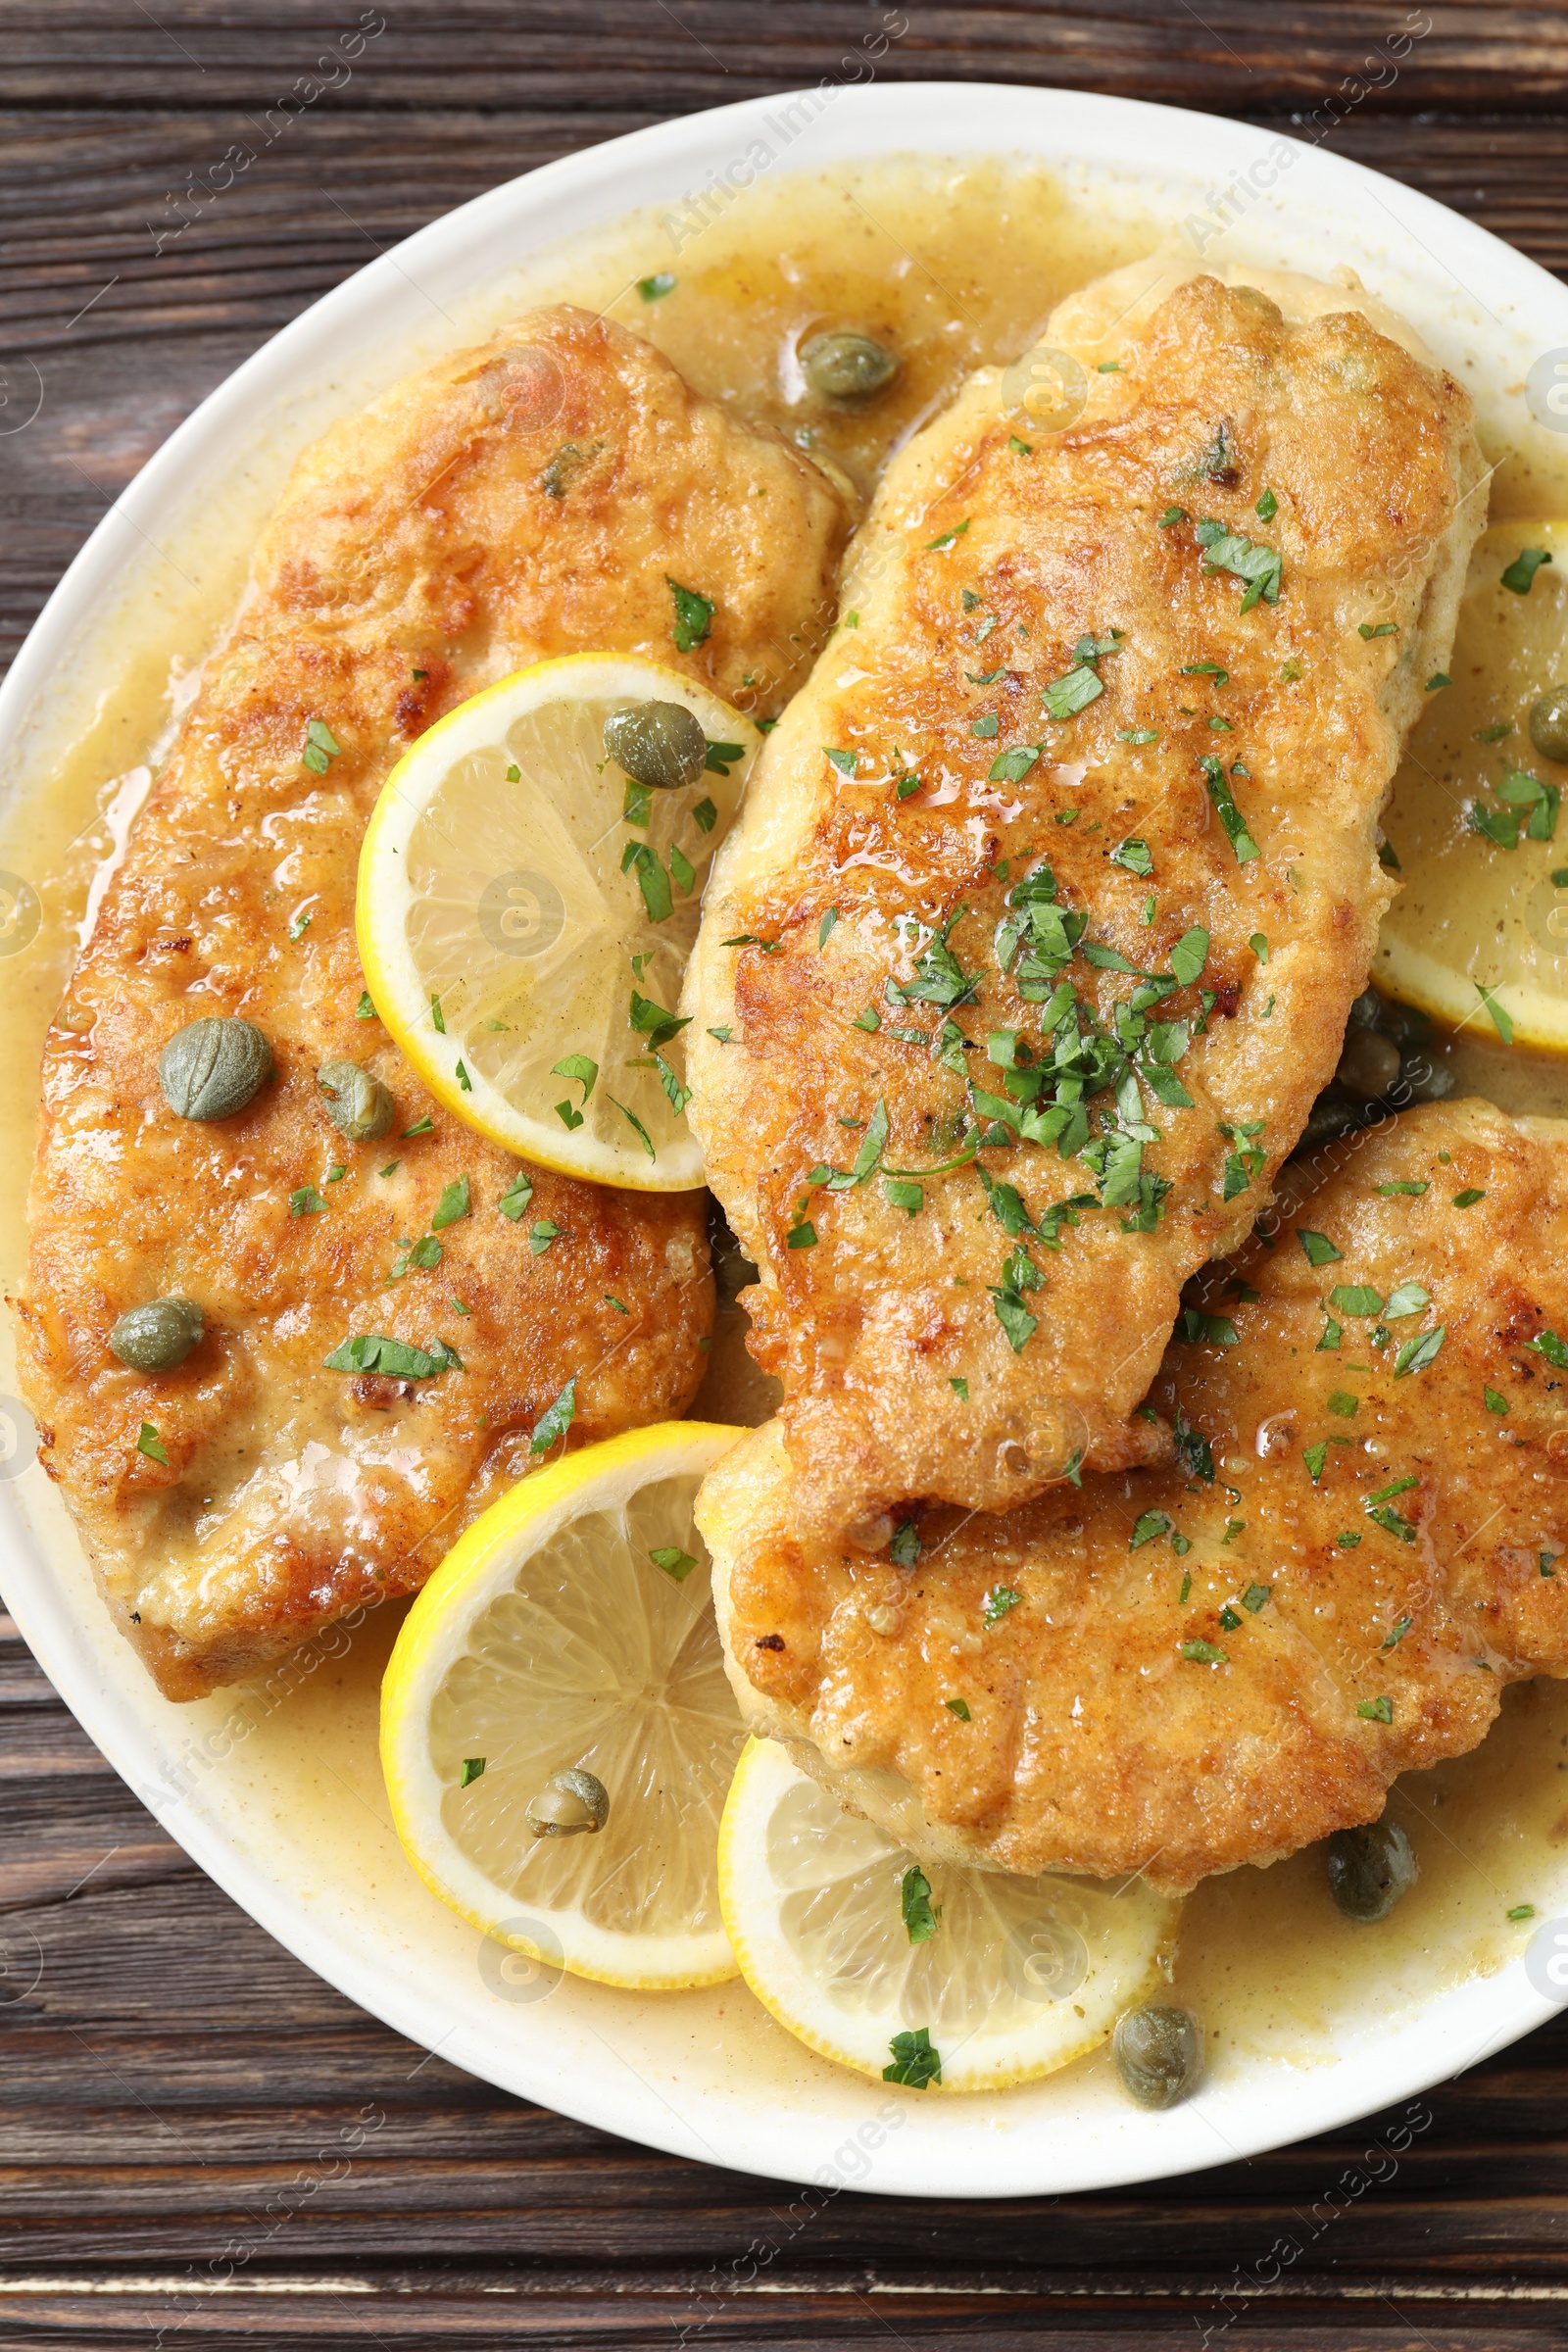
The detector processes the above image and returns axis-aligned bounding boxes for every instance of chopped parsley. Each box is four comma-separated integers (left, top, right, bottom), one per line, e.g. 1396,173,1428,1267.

430,1175,471,1230
1393,1324,1446,1378
498,1169,534,1221
1451,1187,1486,1208
982,1584,1021,1627
945,1696,971,1720
900,1866,940,1944
290,1185,326,1217
667,577,713,652
1200,756,1260,861
1383,1280,1431,1319
1357,1695,1395,1724
302,717,341,774
1042,664,1103,720
528,1218,562,1254
638,271,676,300
1110,837,1153,877
1129,1508,1173,1550
1193,516,1282,611
650,1545,700,1582
322,1333,462,1379
989,743,1042,784
136,1421,170,1465
528,1377,577,1455
1477,983,1516,1044
925,521,969,552
1501,547,1554,595
1181,1639,1229,1666
883,2026,942,2087
356,991,376,1020
460,1757,486,1786
622,840,673,924
890,1519,922,1568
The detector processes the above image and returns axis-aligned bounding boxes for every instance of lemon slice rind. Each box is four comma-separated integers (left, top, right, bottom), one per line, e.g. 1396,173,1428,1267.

717,1735,1178,2093
381,1421,746,1991
357,654,760,1192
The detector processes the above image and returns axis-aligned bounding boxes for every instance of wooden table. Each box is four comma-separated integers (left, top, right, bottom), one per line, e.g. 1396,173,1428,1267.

6,6,1568,2342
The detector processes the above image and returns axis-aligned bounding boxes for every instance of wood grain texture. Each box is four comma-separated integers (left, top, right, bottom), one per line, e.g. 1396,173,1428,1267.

5,5,1568,2341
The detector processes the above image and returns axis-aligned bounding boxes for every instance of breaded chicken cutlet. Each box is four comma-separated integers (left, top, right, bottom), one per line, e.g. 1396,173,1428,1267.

19,307,847,1699
701,1101,1568,1892
687,265,1486,1540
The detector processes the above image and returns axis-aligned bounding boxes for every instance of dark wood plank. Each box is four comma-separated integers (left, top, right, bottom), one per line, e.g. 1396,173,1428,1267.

2,0,1568,117
7,6,1568,2340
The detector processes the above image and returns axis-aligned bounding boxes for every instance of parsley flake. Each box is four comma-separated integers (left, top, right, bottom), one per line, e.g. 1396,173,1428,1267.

900,1865,940,1944
667,577,713,652
528,1377,577,1455
1502,547,1554,595
883,2026,942,2087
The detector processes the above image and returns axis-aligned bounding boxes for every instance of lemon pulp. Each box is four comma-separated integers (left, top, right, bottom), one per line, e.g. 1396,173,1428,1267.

357,655,760,1190
717,1736,1179,2092
1377,520,1568,1049
381,1423,746,1988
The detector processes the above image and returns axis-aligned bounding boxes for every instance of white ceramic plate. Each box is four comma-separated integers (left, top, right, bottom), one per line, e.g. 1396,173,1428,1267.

5,81,1568,2200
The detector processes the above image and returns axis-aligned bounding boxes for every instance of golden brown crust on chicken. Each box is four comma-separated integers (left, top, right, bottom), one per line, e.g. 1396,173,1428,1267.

687,272,1485,1540
19,307,847,1699
701,1101,1568,1891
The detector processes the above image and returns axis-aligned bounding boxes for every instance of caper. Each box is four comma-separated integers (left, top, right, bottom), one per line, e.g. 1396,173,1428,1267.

1326,1818,1417,1922
1299,1090,1361,1150
1530,685,1568,765
1335,1027,1401,1101
108,1297,204,1372
1112,2004,1203,2110
603,701,708,793
317,1058,394,1141
159,1015,271,1121
800,329,901,403
1398,1050,1455,1103
1346,988,1386,1032
525,1766,610,1839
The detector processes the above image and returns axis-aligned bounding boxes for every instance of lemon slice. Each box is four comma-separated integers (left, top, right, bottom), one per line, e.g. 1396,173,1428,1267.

358,655,760,1190
717,1737,1179,2093
380,1422,746,1989
1377,520,1568,1049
